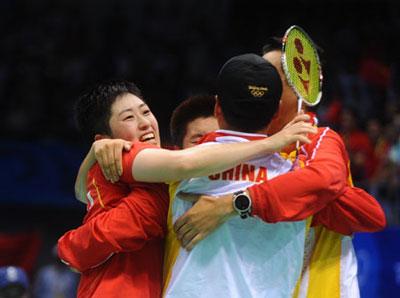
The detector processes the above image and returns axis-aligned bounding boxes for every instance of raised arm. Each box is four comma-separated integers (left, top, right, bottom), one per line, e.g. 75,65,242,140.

58,185,168,272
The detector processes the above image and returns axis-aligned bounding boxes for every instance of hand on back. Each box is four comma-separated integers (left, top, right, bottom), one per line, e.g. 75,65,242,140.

92,139,132,182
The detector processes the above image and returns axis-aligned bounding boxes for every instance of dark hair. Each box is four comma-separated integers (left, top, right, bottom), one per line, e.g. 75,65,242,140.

170,95,216,147
75,80,143,141
262,36,324,56
262,37,283,55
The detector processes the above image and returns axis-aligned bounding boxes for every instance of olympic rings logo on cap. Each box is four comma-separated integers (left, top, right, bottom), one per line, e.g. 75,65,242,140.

248,85,268,98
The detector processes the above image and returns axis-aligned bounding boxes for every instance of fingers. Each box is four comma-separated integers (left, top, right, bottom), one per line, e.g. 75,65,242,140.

113,142,123,178
112,140,131,179
94,139,127,182
179,227,198,249
174,217,205,251
95,145,112,181
295,135,312,144
178,192,201,203
104,143,117,182
173,213,188,235
183,234,205,251
123,141,132,151
286,114,310,127
290,124,317,144
290,121,317,134
297,123,317,134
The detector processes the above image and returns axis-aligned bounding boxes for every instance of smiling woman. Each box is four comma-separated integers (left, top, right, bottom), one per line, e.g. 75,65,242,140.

107,93,160,146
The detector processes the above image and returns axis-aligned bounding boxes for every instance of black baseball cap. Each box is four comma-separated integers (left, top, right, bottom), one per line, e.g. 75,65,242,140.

217,53,282,122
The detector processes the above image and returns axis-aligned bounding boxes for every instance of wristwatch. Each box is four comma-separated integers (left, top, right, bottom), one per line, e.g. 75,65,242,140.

232,190,252,219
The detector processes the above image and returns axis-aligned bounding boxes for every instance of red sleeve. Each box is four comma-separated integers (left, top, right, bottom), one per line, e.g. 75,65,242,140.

249,127,348,222
57,184,168,272
120,142,159,184
312,186,386,235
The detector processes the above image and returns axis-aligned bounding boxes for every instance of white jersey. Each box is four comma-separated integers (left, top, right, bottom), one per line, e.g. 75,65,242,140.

164,130,308,298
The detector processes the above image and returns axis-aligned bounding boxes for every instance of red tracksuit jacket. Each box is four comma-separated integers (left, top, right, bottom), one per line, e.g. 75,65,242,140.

58,142,169,298
249,126,386,234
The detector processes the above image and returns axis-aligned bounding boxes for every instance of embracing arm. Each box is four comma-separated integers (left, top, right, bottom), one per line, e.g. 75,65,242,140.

58,186,168,272
132,115,316,182
249,127,386,233
74,147,96,204
312,186,386,235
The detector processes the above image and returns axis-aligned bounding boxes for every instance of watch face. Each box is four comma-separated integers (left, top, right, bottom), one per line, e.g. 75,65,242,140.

235,195,250,210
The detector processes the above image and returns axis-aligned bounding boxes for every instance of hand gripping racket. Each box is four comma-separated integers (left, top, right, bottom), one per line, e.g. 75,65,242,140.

281,25,323,151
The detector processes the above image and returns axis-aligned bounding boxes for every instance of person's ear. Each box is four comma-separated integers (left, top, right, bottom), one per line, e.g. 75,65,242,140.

94,134,109,141
214,96,222,118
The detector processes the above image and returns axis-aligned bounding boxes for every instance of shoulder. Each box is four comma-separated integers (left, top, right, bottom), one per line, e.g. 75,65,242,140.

123,142,159,160
311,127,344,145
303,126,347,157
119,142,160,183
121,142,159,168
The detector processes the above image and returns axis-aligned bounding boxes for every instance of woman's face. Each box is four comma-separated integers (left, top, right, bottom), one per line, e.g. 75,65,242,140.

108,93,160,146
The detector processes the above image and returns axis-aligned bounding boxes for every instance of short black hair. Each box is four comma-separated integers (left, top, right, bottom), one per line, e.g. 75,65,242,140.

75,80,143,141
262,36,324,56
262,37,283,55
170,95,216,148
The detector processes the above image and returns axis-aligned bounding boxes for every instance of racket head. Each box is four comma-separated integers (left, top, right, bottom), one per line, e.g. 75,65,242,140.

281,25,323,106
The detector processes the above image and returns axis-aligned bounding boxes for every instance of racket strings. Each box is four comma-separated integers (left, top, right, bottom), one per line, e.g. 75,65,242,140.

282,27,322,106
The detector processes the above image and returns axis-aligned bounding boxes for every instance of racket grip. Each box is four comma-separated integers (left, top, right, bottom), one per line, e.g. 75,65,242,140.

296,97,302,150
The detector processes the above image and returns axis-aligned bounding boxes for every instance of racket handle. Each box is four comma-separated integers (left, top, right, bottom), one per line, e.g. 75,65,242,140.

295,97,302,150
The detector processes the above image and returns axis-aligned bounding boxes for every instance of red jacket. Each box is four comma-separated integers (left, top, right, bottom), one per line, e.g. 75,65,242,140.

249,127,386,234
58,142,169,298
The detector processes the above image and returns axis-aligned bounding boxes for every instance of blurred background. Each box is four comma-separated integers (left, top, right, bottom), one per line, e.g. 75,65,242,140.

0,0,399,297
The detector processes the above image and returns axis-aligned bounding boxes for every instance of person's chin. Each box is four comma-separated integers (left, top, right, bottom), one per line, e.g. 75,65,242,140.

145,139,158,146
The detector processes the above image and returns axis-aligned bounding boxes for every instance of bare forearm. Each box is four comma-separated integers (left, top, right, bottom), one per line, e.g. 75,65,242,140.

132,139,279,182
74,147,96,203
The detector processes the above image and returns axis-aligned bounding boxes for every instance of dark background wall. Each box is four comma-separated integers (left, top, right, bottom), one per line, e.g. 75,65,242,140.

1,0,398,142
